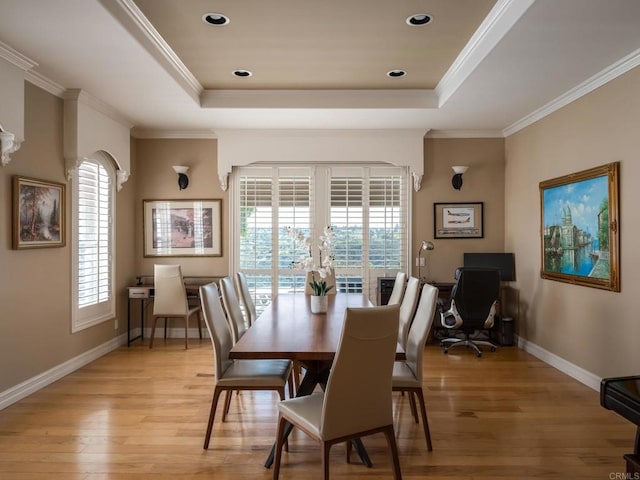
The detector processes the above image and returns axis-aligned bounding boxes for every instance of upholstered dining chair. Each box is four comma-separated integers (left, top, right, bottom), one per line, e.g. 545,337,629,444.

235,272,257,327
220,276,248,344
392,283,439,451
398,276,421,350
387,272,407,305
220,276,295,414
149,264,202,349
272,304,402,480
199,282,293,450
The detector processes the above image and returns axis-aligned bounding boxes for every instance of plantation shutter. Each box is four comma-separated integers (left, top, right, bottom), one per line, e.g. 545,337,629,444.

77,160,112,308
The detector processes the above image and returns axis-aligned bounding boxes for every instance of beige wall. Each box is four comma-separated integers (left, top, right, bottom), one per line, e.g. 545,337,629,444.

414,137,506,283
505,66,640,378
0,83,137,392
133,138,228,277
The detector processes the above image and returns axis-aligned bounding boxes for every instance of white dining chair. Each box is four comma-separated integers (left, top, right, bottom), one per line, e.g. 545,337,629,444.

272,304,402,480
149,264,202,349
398,276,420,350
220,276,248,344
393,283,439,451
199,282,293,449
387,272,407,305
235,272,257,327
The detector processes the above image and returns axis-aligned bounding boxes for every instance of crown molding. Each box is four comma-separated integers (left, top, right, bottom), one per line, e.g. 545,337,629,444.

503,47,640,137
64,88,134,129
99,0,203,103
24,70,66,98
131,129,217,139
435,0,535,108
201,89,438,109
0,40,38,71
426,129,504,139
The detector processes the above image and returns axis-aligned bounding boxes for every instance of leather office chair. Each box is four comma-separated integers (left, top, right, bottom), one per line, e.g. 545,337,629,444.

199,282,293,450
235,272,257,327
398,276,421,350
439,267,500,357
393,283,439,451
272,304,402,480
387,272,407,305
149,264,202,349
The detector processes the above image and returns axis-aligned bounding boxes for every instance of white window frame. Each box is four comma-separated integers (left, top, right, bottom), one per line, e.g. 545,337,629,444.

71,152,116,332
231,164,410,305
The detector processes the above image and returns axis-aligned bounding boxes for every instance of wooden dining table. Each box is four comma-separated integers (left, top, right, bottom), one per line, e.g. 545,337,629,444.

229,292,405,469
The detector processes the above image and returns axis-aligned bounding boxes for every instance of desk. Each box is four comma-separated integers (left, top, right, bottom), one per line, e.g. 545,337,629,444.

126,284,202,346
230,293,404,468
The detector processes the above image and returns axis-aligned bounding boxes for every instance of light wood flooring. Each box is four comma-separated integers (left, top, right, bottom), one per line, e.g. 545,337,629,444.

0,339,635,479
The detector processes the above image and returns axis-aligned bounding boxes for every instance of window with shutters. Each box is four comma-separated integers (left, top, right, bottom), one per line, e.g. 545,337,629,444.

71,154,116,332
234,165,409,309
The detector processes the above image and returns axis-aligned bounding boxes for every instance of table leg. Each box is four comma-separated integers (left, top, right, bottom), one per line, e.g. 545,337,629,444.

127,297,131,346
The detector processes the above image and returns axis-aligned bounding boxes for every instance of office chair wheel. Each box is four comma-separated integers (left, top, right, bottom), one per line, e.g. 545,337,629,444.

443,348,449,354
490,346,497,352
476,351,482,358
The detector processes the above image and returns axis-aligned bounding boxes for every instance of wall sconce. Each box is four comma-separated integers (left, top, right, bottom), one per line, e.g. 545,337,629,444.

0,128,21,166
451,165,469,190
172,165,189,190
418,240,435,280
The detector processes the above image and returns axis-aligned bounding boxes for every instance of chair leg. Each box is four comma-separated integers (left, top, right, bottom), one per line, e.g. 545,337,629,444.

322,441,331,480
383,425,403,480
198,311,203,339
408,390,418,423
164,317,169,338
222,390,233,421
277,388,288,452
273,416,287,480
345,439,352,463
149,317,159,349
203,387,223,449
414,388,433,451
184,315,189,349
287,373,294,398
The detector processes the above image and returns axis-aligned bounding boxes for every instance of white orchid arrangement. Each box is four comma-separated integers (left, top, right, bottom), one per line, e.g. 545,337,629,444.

287,226,335,296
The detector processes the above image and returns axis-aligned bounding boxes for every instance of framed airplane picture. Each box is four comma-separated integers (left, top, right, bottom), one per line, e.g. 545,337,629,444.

434,202,484,239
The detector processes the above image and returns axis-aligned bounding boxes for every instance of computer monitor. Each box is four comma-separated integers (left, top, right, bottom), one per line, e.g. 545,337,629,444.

463,252,516,282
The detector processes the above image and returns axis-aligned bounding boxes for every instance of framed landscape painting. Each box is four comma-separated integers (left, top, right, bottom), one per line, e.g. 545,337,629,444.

143,199,222,257
12,176,65,249
539,162,619,291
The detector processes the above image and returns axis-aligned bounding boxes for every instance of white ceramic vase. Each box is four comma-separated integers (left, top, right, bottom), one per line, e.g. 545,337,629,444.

310,295,328,314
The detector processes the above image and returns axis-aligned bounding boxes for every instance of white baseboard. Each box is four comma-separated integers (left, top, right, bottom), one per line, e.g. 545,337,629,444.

0,333,127,410
516,335,601,391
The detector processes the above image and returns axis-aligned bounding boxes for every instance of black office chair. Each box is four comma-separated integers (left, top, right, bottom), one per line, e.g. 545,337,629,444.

439,267,500,357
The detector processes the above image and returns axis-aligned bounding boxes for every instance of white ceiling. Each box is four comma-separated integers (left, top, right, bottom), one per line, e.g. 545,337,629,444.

1,0,640,137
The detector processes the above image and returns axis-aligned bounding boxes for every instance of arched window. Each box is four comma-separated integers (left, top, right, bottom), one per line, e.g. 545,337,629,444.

71,153,116,332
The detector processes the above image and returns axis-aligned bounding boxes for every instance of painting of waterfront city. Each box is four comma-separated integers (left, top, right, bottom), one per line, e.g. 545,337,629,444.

540,162,619,291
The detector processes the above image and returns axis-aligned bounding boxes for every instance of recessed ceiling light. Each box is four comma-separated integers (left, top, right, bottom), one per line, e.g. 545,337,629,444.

406,14,433,26
233,70,252,78
202,13,230,26
387,70,406,78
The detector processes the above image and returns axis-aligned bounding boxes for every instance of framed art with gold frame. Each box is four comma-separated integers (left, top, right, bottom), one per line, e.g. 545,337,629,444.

540,162,619,291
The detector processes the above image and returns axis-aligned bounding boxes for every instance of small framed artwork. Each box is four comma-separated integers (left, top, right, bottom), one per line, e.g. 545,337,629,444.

12,176,65,249
434,202,484,239
540,162,619,291
143,199,222,257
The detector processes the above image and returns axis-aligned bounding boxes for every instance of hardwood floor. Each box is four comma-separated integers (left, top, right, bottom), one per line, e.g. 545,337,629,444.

0,339,634,479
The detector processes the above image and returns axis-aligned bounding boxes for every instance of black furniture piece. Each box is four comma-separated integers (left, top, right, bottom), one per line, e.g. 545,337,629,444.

438,267,500,357
601,376,640,475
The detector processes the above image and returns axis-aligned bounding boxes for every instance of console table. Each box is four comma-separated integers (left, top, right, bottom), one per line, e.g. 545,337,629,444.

126,276,221,346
